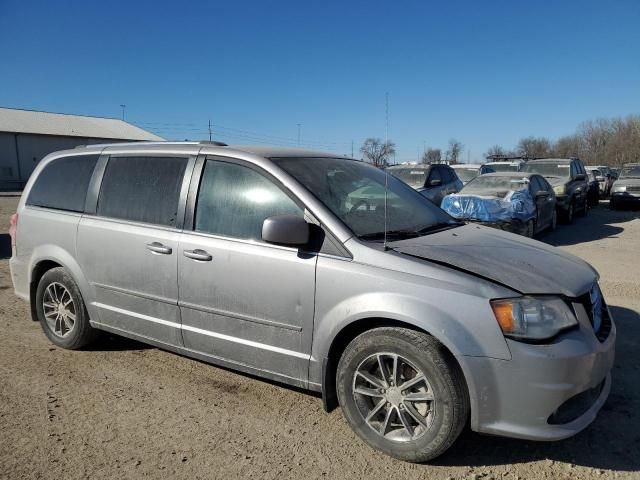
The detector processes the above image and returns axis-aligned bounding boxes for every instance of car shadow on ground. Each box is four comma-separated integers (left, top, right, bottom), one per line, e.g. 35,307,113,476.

434,304,640,472
86,333,154,352
0,233,10,259
538,205,638,246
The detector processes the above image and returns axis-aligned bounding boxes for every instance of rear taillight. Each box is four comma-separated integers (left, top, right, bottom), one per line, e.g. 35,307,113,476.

9,213,18,247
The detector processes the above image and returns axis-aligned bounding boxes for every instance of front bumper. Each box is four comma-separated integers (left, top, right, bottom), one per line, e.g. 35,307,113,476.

611,191,640,205
460,301,616,441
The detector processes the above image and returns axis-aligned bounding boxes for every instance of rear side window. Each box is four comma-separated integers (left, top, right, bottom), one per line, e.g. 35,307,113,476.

97,156,187,227
194,160,303,240
428,168,442,186
443,167,455,183
27,155,98,212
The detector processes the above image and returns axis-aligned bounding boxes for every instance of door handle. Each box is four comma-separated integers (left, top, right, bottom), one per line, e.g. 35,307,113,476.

146,242,172,255
183,249,212,262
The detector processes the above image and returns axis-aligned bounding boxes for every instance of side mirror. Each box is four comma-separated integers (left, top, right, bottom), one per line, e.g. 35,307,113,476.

535,190,549,198
575,173,586,181
262,215,309,246
429,179,442,187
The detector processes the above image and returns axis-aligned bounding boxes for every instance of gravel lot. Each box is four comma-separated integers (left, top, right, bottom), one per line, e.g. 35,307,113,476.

0,195,638,480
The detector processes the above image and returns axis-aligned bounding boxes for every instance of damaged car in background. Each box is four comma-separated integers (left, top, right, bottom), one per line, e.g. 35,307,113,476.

441,172,557,237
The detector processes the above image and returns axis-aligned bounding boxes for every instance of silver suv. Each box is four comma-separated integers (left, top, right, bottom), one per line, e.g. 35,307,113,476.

9,142,615,462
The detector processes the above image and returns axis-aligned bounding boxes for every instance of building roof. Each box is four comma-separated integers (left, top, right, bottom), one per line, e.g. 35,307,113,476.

0,107,164,141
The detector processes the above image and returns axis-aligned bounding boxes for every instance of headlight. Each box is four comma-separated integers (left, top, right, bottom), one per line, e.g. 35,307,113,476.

612,185,627,193
553,185,566,195
491,296,577,341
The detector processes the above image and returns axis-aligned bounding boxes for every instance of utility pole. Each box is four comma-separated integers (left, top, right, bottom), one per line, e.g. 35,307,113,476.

385,92,389,145
297,124,301,145
208,119,212,141
120,104,126,121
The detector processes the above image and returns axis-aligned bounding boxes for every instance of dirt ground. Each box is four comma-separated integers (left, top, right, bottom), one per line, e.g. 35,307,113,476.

0,195,639,480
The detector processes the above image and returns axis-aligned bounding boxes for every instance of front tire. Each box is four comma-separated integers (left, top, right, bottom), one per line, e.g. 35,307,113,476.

35,267,98,350
336,327,469,463
564,201,574,223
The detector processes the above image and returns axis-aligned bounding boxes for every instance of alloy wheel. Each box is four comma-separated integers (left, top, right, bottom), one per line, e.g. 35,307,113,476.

352,352,436,442
42,282,76,338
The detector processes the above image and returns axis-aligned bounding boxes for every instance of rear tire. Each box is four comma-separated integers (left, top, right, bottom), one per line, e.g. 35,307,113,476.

35,267,98,350
336,327,469,463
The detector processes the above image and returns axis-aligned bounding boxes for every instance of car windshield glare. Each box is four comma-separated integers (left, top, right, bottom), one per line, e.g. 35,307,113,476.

485,164,520,172
273,157,456,239
461,176,529,197
454,168,479,182
521,162,571,178
620,165,640,178
385,167,429,188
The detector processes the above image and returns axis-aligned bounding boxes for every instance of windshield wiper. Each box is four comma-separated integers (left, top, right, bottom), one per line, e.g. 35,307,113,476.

358,230,420,241
413,221,464,235
359,221,463,241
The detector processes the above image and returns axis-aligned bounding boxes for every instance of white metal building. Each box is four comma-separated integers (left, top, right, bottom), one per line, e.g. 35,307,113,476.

0,107,163,190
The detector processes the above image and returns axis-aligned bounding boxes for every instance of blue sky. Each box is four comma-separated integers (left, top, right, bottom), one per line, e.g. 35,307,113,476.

1,0,639,161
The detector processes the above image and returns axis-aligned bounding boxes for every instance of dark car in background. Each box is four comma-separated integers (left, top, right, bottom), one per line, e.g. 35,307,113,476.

585,169,601,207
610,163,640,209
386,163,462,205
521,158,589,223
441,172,556,237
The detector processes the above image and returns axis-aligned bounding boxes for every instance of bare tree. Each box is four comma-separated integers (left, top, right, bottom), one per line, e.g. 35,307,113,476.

517,136,552,158
422,148,442,164
553,135,582,158
360,138,396,168
445,139,463,164
485,145,507,158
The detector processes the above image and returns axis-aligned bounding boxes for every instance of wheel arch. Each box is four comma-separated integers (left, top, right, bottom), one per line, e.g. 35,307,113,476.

28,247,95,323
321,317,473,422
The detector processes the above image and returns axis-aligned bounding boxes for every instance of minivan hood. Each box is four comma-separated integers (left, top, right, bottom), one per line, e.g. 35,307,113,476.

391,224,596,297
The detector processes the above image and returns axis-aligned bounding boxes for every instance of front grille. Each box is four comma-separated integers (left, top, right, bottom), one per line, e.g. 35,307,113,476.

575,283,612,343
547,379,606,425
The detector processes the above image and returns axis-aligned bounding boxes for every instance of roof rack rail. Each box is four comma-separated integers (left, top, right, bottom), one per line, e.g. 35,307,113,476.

485,155,530,161
75,140,229,149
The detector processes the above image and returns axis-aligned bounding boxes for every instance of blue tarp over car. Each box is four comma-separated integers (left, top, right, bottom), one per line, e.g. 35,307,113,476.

441,175,536,225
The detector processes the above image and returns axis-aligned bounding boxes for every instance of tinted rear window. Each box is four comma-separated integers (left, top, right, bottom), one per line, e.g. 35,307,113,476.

27,155,98,212
97,156,187,227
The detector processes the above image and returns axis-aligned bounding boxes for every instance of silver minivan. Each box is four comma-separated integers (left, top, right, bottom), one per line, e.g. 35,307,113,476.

9,142,615,462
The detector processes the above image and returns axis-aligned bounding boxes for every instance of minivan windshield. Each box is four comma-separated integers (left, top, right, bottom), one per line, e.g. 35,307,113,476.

521,162,571,178
385,167,429,189
274,157,459,240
